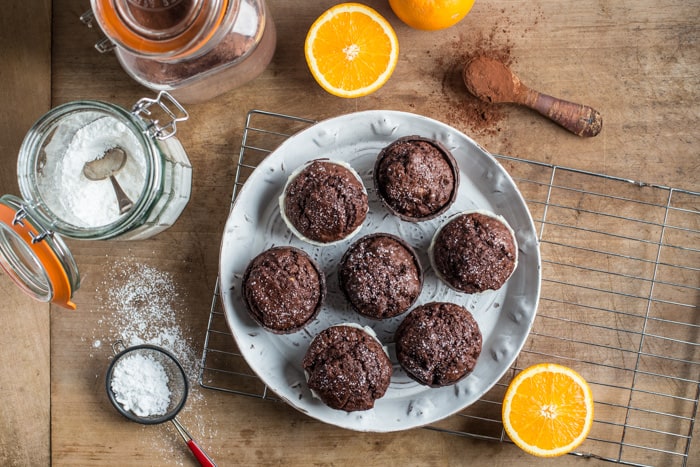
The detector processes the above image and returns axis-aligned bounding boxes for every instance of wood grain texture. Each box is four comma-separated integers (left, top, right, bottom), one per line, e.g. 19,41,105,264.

0,2,52,466
0,0,697,465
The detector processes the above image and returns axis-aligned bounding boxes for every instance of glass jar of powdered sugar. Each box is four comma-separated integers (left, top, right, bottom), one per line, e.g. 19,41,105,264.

17,91,191,241
0,92,191,309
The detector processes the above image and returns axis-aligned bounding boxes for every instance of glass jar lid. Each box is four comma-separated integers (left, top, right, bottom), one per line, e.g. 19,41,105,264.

0,195,80,309
89,0,228,57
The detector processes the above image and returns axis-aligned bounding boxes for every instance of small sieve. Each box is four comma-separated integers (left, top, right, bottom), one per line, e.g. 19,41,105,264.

105,341,216,466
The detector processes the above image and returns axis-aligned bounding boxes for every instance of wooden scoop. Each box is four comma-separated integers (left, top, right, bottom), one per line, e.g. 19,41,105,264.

463,56,602,137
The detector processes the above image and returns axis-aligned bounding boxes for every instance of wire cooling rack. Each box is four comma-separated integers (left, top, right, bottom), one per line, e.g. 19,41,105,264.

199,110,699,466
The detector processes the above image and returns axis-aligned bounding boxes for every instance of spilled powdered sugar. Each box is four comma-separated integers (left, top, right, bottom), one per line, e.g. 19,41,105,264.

94,261,201,397
91,258,212,464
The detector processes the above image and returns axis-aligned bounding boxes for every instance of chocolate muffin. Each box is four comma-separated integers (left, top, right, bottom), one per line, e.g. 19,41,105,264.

338,233,423,319
280,159,368,245
303,324,392,412
374,136,459,221
430,211,517,294
395,302,482,387
242,246,325,334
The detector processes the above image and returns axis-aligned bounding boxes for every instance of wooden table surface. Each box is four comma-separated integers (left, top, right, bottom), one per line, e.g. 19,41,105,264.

1,1,698,465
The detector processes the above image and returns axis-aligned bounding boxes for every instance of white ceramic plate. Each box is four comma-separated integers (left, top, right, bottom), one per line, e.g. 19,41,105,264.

219,110,541,432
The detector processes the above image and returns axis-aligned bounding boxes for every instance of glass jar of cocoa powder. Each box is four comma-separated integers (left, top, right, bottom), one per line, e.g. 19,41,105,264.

86,0,276,104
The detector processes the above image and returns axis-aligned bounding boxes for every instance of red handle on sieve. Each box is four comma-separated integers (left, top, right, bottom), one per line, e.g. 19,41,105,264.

172,417,216,467
186,439,216,467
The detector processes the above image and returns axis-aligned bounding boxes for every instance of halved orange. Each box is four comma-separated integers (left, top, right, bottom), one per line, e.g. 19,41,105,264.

304,3,399,98
502,363,595,457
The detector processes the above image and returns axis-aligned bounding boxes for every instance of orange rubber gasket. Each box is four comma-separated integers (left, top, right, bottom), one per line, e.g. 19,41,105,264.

92,0,228,57
0,204,76,310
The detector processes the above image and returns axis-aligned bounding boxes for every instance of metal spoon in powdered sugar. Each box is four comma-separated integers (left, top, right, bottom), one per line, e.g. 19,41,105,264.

83,146,134,214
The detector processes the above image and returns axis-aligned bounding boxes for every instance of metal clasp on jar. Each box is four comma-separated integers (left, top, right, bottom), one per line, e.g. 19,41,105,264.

79,9,116,53
12,207,54,244
131,91,189,140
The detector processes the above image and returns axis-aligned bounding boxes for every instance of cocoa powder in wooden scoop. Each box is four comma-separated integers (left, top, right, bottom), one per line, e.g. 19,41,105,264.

463,56,602,137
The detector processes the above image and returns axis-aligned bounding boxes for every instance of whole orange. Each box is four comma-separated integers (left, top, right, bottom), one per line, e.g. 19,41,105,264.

388,0,475,30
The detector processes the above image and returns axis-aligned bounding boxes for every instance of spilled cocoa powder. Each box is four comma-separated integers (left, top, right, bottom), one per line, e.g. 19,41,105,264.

426,4,545,139
431,32,516,137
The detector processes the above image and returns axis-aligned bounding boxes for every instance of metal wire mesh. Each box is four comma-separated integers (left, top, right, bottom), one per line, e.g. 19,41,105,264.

199,110,699,466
